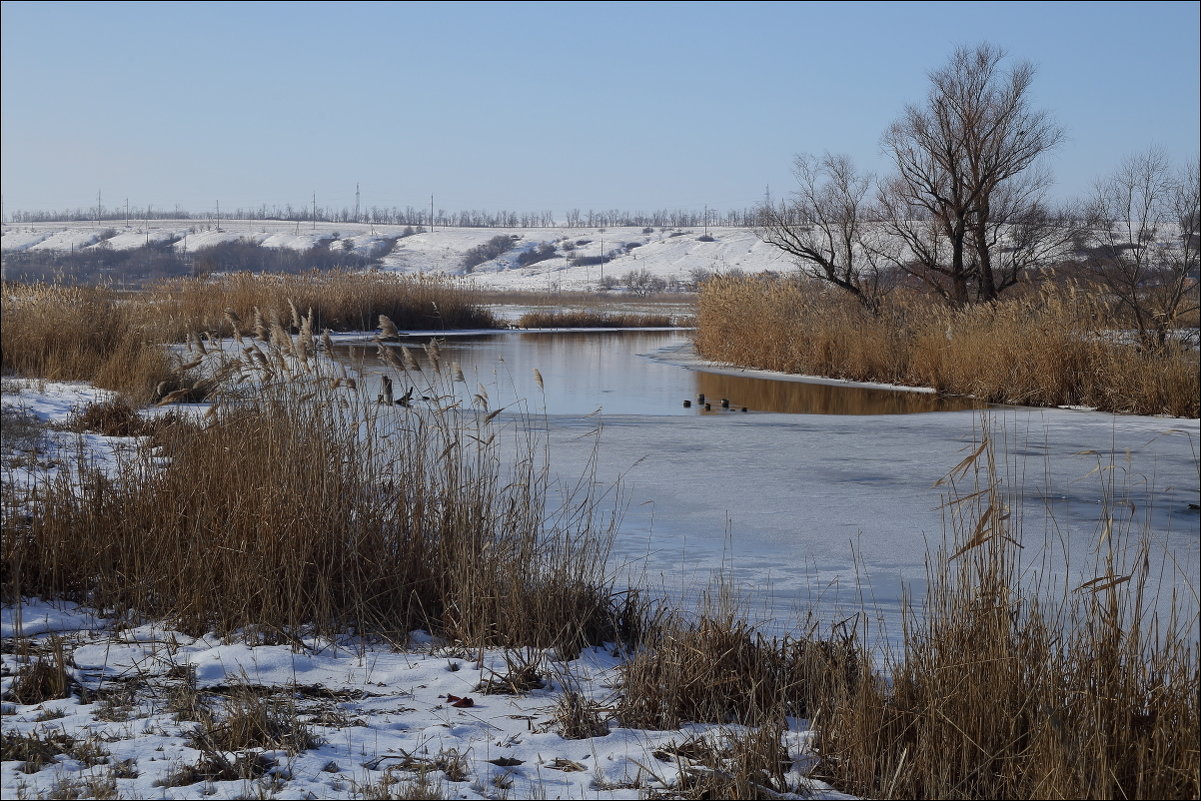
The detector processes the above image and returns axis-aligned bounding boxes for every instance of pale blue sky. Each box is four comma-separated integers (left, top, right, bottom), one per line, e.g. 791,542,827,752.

2,0,1198,218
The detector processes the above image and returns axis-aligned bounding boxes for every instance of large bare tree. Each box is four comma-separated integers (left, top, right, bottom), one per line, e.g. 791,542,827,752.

880,43,1064,303
757,153,890,312
1085,149,1200,350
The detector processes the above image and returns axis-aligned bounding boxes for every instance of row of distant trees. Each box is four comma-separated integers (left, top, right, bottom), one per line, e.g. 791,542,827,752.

758,43,1199,351
7,205,760,230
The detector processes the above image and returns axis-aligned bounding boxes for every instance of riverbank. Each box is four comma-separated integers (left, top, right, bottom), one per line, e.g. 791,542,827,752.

695,275,1200,417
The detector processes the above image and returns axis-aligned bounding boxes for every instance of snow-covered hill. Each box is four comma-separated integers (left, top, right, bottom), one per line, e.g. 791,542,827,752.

1,220,792,290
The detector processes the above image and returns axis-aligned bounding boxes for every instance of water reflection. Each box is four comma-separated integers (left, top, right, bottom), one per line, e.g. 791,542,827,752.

334,330,983,416
693,370,980,415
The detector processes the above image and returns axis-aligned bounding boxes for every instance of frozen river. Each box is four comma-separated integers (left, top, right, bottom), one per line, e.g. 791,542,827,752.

339,329,1201,645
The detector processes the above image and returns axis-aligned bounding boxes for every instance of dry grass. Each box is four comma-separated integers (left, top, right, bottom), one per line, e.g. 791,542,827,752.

647,727,792,800
475,288,691,307
150,271,498,338
517,309,679,328
807,430,1200,800
1,283,180,404
696,275,1200,416
617,599,858,731
189,685,319,754
3,637,76,705
1,274,499,403
1,337,624,653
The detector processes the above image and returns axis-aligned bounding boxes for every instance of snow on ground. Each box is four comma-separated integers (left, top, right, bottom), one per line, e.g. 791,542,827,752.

0,228,53,252
0,602,850,801
25,229,109,253
92,228,181,250
0,380,147,513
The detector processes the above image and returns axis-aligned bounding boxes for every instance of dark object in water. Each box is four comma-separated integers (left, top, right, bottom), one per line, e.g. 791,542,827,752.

683,399,692,408
720,398,730,408
698,393,705,403
704,403,712,411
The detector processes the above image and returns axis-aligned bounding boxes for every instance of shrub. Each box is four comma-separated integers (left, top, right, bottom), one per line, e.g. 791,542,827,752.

515,242,557,267
622,268,668,295
460,235,516,271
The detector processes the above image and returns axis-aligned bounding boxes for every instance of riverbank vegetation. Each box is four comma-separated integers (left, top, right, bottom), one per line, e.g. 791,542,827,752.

517,309,680,328
696,276,1200,417
3,283,1197,798
1,274,498,402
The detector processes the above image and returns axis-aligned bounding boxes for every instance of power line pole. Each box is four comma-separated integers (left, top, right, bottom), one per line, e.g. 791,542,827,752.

430,194,435,232
354,183,360,223
96,189,102,227
312,191,317,231
125,198,130,228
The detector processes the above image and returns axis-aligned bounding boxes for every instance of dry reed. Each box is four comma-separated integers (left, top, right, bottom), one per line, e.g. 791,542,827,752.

1,335,622,654
809,426,1200,799
696,275,1200,417
517,310,679,328
1,283,179,403
149,271,498,340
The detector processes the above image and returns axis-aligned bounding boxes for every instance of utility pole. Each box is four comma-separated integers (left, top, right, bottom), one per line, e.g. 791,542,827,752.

312,192,317,231
354,183,360,224
704,204,709,237
96,189,102,227
216,200,221,232
125,198,130,228
430,194,435,232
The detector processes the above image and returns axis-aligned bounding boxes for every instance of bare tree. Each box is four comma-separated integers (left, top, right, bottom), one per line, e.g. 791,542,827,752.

757,153,890,312
1085,149,1200,349
880,43,1064,303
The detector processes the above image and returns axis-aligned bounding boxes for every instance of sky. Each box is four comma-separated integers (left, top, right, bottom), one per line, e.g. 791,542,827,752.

2,0,1198,219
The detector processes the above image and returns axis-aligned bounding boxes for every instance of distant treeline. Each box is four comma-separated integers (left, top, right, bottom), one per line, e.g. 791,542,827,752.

8,204,759,229
2,239,382,287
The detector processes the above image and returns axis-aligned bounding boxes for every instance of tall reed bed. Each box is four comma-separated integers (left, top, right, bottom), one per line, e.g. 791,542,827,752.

810,428,1200,799
2,274,499,402
151,271,498,340
1,335,621,653
516,309,678,328
0,283,177,403
696,276,1200,417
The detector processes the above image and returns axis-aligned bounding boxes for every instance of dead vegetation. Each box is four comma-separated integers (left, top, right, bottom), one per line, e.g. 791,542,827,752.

517,309,679,328
696,275,1200,416
1,333,624,654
